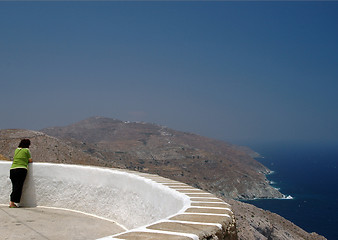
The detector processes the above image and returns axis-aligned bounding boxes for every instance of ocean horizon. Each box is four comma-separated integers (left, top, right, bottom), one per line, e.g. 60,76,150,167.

242,141,338,240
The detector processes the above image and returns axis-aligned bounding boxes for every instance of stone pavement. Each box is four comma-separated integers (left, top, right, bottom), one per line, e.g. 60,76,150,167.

0,205,125,240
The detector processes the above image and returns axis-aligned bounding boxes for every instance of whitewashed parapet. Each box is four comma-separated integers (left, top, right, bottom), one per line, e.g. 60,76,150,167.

0,160,236,239
104,172,237,240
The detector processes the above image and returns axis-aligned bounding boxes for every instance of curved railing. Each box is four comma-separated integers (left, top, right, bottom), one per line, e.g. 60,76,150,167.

0,160,236,239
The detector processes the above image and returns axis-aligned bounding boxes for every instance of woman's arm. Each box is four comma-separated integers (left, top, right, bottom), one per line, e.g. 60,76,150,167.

29,158,33,163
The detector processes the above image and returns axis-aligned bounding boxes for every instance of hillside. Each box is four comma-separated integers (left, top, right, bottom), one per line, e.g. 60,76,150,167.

40,116,282,200
226,198,326,240
0,129,104,167
0,124,326,239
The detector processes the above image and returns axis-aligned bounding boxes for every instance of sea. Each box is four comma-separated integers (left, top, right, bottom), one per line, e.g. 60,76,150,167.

242,141,338,240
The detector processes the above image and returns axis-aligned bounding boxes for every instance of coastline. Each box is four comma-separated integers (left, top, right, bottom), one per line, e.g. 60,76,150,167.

242,143,338,239
266,171,294,200
251,152,294,201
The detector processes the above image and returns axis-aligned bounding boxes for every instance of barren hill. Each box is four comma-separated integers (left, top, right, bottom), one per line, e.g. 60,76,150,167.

41,116,283,200
0,124,326,239
0,129,104,167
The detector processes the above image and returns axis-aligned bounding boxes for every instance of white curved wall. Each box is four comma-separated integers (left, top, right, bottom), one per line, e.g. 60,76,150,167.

0,161,190,230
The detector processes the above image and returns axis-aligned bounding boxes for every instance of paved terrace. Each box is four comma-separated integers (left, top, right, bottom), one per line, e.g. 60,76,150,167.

0,205,124,240
0,160,236,240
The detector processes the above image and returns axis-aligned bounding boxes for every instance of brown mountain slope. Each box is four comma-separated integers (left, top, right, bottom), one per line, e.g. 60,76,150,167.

0,129,104,166
0,127,326,239
225,198,326,240
41,116,283,200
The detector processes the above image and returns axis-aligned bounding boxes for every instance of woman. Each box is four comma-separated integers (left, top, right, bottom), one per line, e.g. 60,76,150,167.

9,138,33,208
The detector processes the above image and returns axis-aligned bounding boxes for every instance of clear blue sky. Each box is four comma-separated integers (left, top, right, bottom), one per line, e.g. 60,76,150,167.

1,1,337,145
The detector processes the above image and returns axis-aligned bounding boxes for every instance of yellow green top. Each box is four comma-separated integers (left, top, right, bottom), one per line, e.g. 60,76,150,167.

10,148,31,170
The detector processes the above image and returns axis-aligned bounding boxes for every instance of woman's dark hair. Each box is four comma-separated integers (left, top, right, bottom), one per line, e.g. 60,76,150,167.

18,139,31,148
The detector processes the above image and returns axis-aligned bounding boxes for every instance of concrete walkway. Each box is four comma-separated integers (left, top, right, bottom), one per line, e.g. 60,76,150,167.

0,205,125,240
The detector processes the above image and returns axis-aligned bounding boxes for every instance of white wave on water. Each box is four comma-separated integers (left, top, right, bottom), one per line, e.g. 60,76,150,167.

279,194,294,200
285,195,294,199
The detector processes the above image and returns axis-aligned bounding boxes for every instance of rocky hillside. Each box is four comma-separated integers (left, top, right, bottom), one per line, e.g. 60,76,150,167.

0,125,326,239
40,116,282,200
0,129,104,167
225,198,326,240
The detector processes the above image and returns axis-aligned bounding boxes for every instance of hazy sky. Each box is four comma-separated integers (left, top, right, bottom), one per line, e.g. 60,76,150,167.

1,1,337,145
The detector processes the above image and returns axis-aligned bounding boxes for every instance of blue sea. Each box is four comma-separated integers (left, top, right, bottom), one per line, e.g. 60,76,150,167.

243,142,338,240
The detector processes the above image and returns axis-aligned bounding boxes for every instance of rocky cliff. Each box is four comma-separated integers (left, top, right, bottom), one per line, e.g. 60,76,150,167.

0,126,326,239
41,116,283,200
226,198,326,240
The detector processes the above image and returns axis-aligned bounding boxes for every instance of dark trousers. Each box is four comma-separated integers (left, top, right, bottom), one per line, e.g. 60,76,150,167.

10,168,27,203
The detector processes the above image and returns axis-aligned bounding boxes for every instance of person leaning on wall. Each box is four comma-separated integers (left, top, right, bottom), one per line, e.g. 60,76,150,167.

9,138,33,208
